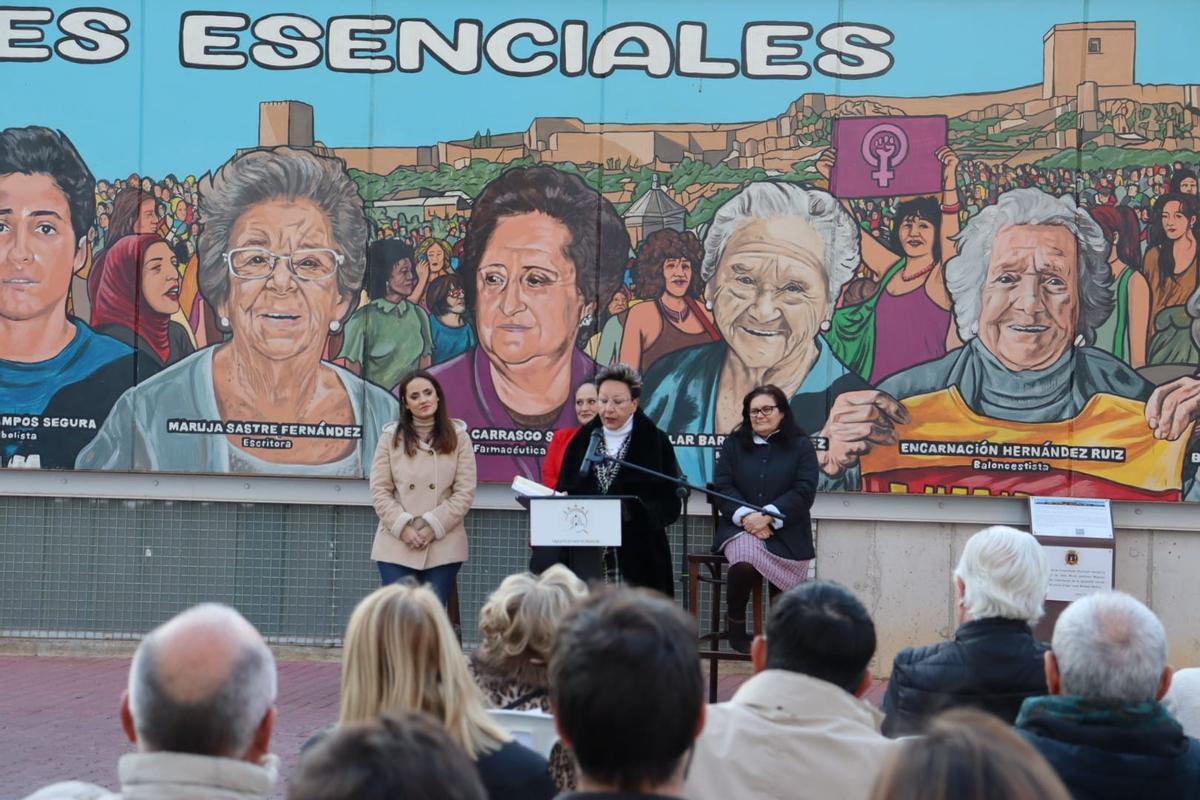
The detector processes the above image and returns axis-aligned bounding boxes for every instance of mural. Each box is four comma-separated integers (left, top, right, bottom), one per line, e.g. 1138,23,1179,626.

2,5,1199,502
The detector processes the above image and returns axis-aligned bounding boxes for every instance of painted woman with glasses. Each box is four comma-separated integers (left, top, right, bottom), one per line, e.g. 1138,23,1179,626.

710,385,819,652
77,148,397,475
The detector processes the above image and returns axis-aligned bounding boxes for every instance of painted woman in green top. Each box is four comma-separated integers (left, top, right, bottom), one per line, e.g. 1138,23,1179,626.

1088,205,1149,368
338,239,433,392
817,145,963,384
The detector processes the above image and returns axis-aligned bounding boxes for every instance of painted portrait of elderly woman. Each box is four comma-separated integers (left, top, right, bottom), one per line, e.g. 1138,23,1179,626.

430,166,626,482
642,182,870,486
819,188,1200,502
76,148,398,475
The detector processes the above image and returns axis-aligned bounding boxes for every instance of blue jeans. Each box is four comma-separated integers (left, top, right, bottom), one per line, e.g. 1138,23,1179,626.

377,561,462,606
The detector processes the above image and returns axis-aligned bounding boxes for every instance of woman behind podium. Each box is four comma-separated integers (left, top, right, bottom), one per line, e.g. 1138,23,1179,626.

552,364,682,596
712,385,818,652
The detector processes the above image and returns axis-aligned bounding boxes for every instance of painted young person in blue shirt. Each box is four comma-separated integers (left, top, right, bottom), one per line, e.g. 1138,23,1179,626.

0,126,136,469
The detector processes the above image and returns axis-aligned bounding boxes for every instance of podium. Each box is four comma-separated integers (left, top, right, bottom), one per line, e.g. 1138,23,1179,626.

520,495,642,584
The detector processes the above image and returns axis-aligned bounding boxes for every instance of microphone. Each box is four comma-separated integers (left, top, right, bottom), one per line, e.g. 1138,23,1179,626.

579,429,604,476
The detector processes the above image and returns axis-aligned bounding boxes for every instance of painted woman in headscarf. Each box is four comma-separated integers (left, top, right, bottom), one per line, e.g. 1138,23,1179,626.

88,233,194,376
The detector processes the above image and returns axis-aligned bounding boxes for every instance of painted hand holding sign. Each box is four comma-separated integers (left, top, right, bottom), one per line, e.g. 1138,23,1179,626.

1,5,1198,506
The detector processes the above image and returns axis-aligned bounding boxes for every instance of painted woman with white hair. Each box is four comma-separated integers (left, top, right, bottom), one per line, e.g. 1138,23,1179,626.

817,187,1200,501
77,148,397,474
642,182,869,485
880,526,1050,736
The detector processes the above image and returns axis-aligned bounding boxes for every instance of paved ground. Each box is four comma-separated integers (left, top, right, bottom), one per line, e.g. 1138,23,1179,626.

1,654,887,798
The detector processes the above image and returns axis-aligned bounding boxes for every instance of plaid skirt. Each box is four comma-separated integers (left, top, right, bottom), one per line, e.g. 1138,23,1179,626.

720,531,812,590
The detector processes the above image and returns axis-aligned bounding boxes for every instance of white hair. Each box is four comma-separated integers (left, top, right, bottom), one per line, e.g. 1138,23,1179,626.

945,188,1113,345
1163,668,1200,738
700,182,859,304
1052,591,1167,703
129,603,277,758
954,526,1048,625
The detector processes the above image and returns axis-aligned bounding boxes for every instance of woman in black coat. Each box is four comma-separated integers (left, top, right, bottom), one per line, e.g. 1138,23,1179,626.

712,384,818,651
550,364,682,596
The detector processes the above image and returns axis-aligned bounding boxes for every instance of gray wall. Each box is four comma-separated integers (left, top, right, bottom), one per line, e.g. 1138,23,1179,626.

0,496,715,649
819,519,1200,675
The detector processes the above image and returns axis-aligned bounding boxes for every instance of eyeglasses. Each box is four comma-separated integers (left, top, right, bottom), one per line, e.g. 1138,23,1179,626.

223,247,344,282
749,405,779,418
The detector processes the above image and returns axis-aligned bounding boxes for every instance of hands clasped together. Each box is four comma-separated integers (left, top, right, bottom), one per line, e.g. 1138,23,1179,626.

742,511,776,540
401,517,434,550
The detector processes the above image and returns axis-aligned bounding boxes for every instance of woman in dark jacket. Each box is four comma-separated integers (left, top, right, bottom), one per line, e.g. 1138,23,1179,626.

712,384,818,652
551,364,682,596
881,525,1050,736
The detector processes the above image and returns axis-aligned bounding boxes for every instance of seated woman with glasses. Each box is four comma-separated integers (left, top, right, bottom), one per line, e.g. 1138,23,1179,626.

77,148,397,475
711,385,819,652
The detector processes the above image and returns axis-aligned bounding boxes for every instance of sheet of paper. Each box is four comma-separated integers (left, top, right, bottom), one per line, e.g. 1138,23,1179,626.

1029,496,1114,539
511,475,558,497
1043,546,1114,602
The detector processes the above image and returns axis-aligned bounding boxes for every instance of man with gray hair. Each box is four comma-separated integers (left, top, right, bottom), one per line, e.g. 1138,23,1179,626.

880,525,1050,735
24,604,279,799
1016,591,1200,799
817,187,1200,501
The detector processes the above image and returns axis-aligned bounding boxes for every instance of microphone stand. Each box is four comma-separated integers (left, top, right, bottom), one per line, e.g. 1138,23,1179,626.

589,453,784,612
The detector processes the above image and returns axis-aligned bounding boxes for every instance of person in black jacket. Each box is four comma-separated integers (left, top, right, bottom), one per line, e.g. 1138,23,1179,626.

880,525,1051,736
711,384,818,652
550,364,682,597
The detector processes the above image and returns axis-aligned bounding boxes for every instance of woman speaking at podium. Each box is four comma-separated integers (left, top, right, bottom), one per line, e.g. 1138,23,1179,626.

550,364,682,596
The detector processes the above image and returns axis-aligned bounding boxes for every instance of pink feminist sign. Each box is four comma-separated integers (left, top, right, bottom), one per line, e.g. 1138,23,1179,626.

830,115,948,199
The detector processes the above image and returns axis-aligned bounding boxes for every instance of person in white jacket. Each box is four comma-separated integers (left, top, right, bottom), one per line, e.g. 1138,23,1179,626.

24,604,279,800
685,581,900,800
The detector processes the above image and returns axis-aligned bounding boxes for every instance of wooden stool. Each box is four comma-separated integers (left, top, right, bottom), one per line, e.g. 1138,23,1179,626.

688,552,764,703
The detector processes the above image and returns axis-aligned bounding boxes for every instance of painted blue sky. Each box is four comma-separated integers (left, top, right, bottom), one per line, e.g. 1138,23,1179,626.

2,0,1195,178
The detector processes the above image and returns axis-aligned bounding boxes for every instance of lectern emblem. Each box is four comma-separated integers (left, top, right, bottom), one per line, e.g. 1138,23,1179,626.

1065,550,1079,566
861,122,909,189
563,504,589,536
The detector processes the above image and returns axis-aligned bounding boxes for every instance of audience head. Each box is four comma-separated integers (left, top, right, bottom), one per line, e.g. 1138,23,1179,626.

754,580,876,697
340,582,506,758
869,708,1071,800
953,526,1049,627
476,565,587,682
289,711,487,800
1163,668,1200,739
1048,591,1171,704
122,603,277,762
550,588,704,794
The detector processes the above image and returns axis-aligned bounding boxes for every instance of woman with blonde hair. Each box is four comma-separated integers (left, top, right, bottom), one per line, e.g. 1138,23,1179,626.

470,565,588,790
340,583,555,800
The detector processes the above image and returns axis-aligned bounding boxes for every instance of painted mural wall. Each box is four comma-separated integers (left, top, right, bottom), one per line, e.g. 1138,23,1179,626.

2,3,1199,501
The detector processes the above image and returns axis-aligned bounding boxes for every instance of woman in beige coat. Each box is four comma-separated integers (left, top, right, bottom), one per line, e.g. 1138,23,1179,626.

370,370,477,604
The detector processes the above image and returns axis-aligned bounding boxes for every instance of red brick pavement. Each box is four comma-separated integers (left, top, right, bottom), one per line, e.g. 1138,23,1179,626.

0,655,342,799
1,654,887,798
